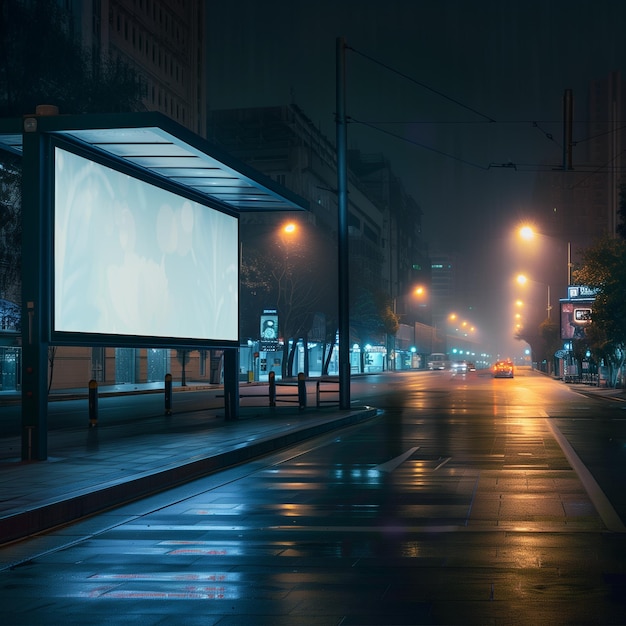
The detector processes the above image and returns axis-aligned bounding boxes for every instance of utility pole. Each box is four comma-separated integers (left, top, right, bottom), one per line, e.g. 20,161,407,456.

563,89,573,170
336,37,350,409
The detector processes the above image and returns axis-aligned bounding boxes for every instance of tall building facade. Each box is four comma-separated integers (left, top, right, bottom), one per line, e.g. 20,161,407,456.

429,253,456,344
586,70,626,238
0,0,211,393
347,150,430,323
65,0,206,136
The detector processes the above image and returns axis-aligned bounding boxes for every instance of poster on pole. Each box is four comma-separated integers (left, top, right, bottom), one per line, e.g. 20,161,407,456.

260,309,279,350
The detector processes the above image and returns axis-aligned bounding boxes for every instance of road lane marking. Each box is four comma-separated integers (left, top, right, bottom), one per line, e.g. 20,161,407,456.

374,446,420,472
434,457,451,470
546,418,626,533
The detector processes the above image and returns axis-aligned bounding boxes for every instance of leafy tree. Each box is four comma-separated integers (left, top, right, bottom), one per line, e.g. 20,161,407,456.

539,317,561,375
583,322,616,383
376,291,400,337
573,237,626,386
571,336,594,379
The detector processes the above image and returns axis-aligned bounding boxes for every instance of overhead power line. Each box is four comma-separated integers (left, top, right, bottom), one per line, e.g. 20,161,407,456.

345,45,626,174
350,117,489,170
570,148,626,188
347,45,496,124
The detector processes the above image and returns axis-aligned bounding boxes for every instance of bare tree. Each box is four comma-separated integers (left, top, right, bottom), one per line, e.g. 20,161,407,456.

240,219,337,378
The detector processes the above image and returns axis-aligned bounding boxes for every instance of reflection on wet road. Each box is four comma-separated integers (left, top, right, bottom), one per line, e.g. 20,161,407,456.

2,367,626,624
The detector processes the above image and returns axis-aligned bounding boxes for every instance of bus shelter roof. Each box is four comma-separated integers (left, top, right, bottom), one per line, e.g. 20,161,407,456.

0,111,308,213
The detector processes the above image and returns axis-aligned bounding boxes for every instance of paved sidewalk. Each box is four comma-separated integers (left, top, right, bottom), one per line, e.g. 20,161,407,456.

565,382,626,403
0,401,378,546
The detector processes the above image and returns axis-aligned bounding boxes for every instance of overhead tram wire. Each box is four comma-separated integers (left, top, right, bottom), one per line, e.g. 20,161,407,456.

346,46,626,175
350,117,489,170
569,148,626,189
346,45,496,124
572,123,626,145
350,118,626,173
532,121,562,148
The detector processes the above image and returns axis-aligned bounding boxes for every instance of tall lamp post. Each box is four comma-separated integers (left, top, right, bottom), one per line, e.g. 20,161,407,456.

517,224,572,377
516,273,560,375
336,37,350,409
518,225,572,286
516,274,552,320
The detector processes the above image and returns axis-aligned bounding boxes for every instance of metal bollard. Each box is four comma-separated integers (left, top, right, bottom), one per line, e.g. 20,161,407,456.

268,371,276,407
88,379,98,427
297,372,306,410
164,373,172,415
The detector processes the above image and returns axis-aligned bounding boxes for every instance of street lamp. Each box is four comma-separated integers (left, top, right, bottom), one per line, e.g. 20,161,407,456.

517,224,572,285
516,273,552,320
282,221,297,235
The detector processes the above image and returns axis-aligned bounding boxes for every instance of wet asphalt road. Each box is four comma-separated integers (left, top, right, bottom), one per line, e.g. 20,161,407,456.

2,368,626,625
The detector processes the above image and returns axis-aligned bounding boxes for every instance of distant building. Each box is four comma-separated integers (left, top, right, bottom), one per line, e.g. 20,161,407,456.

208,104,431,369
430,253,457,328
532,72,626,267
208,104,429,302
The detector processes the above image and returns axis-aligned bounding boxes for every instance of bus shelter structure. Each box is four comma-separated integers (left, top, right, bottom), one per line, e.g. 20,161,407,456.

0,111,308,460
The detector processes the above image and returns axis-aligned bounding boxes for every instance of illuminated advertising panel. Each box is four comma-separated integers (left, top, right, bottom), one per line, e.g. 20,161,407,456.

260,309,279,350
53,146,239,346
560,300,593,340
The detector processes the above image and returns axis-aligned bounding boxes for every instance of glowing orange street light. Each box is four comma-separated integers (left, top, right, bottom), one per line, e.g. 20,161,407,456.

283,222,297,235
515,273,551,319
517,223,572,285
519,225,535,241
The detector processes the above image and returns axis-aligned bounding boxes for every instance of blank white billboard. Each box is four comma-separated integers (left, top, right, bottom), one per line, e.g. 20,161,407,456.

53,146,239,344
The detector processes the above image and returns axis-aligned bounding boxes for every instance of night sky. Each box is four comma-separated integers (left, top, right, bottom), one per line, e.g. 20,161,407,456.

206,1,626,355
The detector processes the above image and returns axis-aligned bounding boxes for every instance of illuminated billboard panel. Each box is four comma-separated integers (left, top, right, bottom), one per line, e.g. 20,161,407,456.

53,146,239,345
561,300,593,340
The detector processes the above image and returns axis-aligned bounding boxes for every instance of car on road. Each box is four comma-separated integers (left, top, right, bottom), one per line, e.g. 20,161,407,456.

427,353,450,370
493,360,514,378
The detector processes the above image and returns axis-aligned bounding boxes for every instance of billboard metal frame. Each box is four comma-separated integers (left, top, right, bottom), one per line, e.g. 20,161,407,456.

0,111,308,459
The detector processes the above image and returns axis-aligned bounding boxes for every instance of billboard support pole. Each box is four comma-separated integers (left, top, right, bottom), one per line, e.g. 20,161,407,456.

21,119,49,460
223,348,239,420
